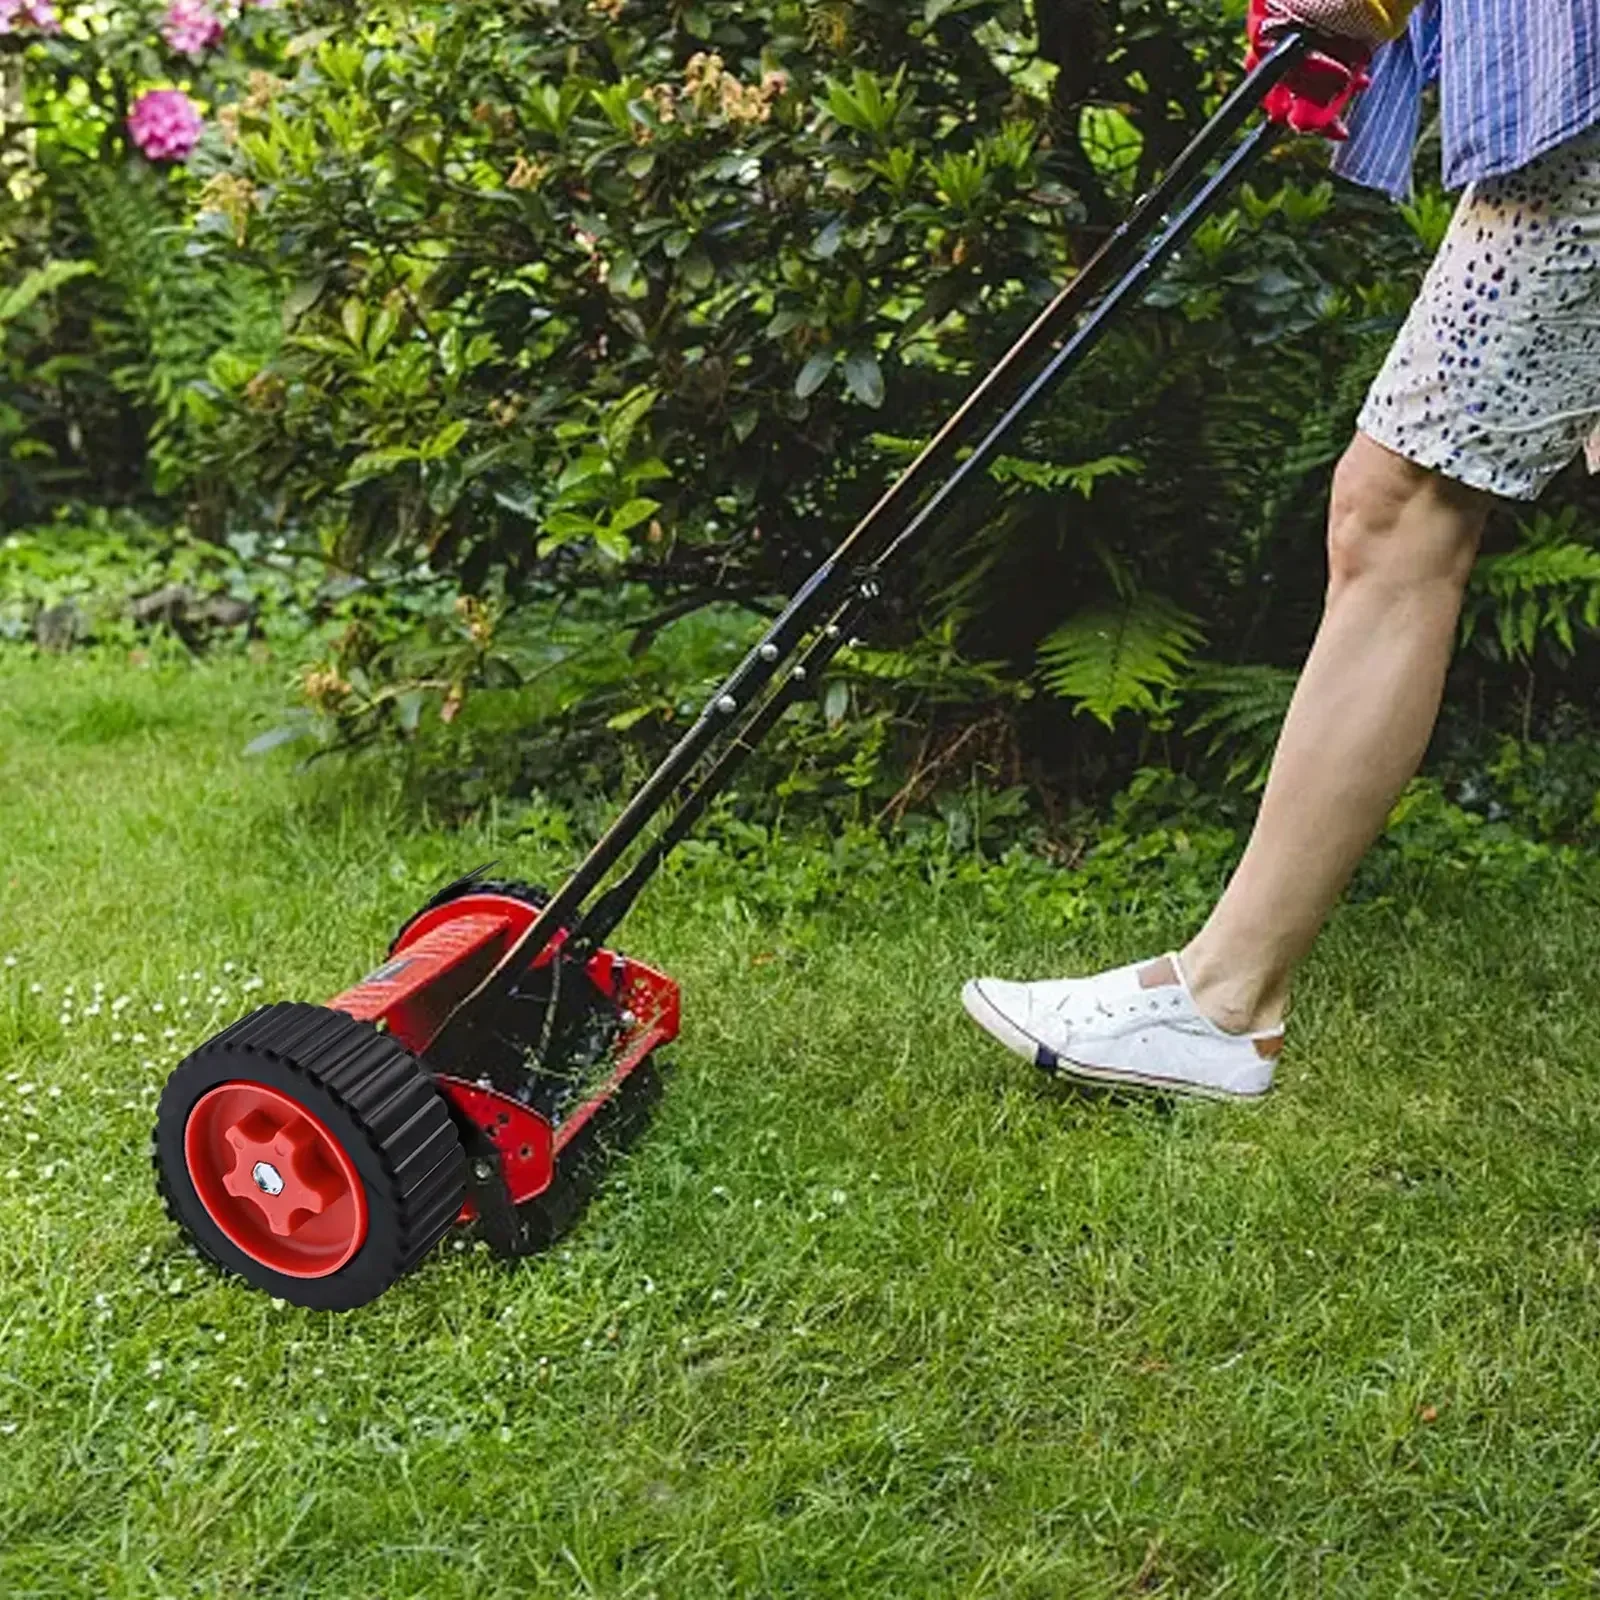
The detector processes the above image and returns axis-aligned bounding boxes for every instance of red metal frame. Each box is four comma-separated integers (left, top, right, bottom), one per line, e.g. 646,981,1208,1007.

325,893,680,1214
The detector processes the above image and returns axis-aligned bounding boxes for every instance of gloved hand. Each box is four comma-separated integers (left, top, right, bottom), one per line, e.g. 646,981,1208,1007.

1246,0,1414,142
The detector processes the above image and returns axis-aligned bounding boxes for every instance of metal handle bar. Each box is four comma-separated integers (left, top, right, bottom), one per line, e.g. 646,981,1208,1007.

424,32,1314,1053
572,113,1284,952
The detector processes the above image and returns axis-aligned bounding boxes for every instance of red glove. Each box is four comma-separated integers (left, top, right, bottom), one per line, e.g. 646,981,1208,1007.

1246,0,1376,143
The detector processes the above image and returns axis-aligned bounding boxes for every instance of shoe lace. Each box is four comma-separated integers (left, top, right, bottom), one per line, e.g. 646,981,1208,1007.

1055,991,1186,1030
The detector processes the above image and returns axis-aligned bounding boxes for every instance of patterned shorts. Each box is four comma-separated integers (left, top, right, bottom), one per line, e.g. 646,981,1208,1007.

1360,126,1600,503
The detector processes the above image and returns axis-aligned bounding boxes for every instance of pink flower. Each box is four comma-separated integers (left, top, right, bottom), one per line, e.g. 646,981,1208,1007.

0,0,62,33
160,0,224,58
127,90,206,164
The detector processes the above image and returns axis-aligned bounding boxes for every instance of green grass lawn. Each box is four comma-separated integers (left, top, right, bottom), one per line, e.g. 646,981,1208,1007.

5,653,1600,1597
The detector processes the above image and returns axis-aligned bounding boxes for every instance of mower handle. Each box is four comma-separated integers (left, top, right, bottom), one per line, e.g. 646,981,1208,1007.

421,30,1317,1069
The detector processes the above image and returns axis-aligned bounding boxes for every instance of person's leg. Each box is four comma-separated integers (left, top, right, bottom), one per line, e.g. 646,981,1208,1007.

962,126,1600,1098
1179,434,1491,1034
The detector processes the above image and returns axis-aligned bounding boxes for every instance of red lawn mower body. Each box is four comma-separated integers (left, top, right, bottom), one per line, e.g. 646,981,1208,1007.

332,890,680,1217
155,882,679,1309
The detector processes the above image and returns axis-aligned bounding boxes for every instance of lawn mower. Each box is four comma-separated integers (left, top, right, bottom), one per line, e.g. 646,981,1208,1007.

153,35,1319,1310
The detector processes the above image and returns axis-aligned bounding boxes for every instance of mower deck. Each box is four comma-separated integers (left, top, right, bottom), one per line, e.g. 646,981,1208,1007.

154,882,679,1308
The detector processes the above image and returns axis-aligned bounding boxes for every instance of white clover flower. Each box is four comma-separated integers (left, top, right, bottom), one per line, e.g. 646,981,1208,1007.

28,983,41,995
223,962,236,974
2,954,15,968
132,1033,147,1044
151,1003,164,1014
112,996,130,1013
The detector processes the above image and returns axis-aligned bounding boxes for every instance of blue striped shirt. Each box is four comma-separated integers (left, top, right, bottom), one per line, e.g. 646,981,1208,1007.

1333,0,1600,198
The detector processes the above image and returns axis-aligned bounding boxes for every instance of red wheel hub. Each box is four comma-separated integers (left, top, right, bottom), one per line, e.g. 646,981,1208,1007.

183,1082,368,1278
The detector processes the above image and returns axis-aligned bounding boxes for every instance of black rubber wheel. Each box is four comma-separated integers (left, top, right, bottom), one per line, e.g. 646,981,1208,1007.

154,1002,466,1311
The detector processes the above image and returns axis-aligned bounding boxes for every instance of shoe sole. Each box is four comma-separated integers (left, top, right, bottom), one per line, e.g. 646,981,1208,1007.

960,980,1266,1103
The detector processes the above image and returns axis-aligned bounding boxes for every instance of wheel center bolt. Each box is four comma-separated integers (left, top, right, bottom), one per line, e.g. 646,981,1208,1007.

251,1161,285,1196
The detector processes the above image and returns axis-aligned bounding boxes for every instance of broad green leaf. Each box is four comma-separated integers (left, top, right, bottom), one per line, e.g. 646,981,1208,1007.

341,445,422,489
607,705,657,731
812,219,845,259
366,303,401,357
606,387,658,456
843,352,886,409
557,454,609,494
796,350,836,399
593,525,632,561
680,251,714,290
421,419,469,460
543,511,599,538
340,297,368,348
609,497,660,535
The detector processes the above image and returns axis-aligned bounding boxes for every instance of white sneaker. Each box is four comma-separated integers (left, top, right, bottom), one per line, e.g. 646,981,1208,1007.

961,952,1282,1100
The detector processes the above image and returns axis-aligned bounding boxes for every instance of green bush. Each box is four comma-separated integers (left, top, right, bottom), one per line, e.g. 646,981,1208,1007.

6,0,1600,827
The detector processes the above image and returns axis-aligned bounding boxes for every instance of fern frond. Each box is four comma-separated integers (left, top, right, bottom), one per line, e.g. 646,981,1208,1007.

1185,662,1297,790
1465,510,1600,661
1037,592,1204,728
0,260,96,328
988,452,1143,498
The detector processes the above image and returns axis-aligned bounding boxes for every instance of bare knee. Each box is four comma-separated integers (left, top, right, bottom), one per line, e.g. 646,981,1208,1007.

1326,434,1489,597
